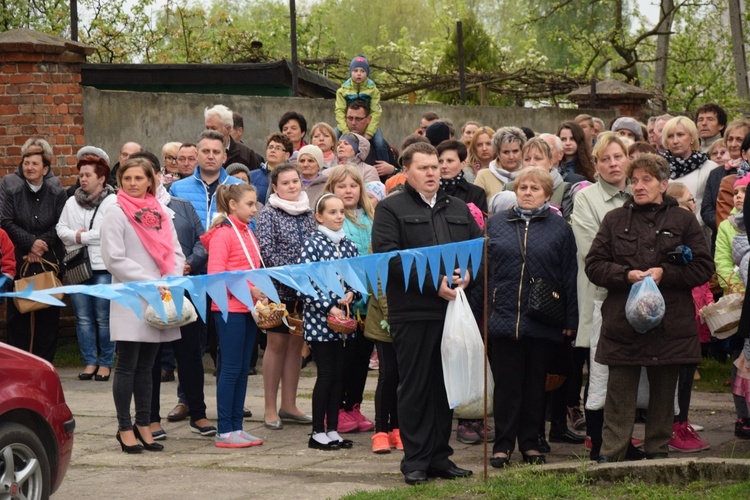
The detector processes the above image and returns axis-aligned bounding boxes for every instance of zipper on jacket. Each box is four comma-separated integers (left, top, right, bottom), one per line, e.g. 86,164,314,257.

490,287,498,319
515,221,529,340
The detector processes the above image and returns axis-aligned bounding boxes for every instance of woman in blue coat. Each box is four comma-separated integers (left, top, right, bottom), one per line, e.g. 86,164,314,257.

473,167,578,467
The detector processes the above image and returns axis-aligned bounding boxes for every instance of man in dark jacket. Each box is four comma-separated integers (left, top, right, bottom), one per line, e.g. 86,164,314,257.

204,104,261,171
371,142,480,485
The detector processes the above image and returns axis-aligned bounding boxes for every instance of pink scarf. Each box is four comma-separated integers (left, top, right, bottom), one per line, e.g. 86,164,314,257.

117,190,175,275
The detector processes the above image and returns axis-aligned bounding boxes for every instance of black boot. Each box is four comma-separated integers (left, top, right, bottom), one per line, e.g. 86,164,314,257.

549,420,585,444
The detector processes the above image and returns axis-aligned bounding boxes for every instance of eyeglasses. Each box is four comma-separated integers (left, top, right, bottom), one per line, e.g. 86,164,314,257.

679,197,696,206
346,115,367,123
165,155,178,163
267,145,288,152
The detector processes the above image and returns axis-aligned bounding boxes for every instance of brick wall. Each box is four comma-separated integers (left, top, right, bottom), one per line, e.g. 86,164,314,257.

0,30,93,340
0,29,93,187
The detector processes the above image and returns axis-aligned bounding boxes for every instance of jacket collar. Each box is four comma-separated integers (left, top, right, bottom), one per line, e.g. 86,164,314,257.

192,166,229,185
506,205,551,222
404,182,449,208
598,178,631,201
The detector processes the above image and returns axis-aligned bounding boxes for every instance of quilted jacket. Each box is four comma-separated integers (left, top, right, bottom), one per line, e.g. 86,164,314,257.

472,206,579,343
168,167,243,230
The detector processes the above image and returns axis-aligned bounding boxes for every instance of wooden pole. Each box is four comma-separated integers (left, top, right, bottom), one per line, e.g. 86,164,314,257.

70,0,78,41
457,21,467,105
728,0,749,104
289,0,299,97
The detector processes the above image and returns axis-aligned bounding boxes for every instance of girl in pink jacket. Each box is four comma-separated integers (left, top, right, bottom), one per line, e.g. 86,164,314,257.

201,183,266,448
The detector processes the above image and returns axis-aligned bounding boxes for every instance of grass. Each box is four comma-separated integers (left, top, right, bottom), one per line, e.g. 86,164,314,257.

693,357,733,393
343,467,750,499
53,341,83,368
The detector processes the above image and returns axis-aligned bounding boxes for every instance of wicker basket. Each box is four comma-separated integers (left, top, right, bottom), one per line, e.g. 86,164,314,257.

700,292,744,339
286,301,304,336
253,302,287,330
327,303,357,335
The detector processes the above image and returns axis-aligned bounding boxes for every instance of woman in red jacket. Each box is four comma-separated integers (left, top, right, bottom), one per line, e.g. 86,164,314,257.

201,183,266,448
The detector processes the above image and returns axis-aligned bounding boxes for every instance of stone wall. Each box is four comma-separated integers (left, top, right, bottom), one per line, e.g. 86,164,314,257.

83,87,617,161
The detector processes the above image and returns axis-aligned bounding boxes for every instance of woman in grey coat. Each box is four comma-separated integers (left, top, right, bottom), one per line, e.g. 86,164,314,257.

101,157,185,454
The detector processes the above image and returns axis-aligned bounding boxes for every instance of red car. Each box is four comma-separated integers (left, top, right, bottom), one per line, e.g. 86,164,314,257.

0,343,75,498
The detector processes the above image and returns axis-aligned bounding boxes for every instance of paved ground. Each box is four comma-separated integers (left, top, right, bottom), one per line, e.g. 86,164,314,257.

53,358,750,499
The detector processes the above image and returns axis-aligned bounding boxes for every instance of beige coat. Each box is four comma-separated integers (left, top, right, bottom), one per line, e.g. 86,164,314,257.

570,179,631,347
474,168,505,205
100,203,186,343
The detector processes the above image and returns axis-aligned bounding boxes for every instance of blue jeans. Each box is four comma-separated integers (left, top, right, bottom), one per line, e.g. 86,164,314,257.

70,272,114,367
214,312,257,434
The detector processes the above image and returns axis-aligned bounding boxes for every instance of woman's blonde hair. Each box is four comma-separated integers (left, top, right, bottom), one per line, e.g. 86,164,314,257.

210,183,257,230
310,122,338,152
661,116,700,151
466,126,495,170
323,164,374,223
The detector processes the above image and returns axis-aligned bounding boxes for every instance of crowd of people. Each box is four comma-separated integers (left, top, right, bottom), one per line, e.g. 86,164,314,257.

2,54,750,486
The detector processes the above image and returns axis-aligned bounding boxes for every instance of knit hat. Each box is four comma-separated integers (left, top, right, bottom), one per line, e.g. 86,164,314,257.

225,163,251,179
612,117,643,141
298,144,325,169
365,181,386,202
77,146,110,165
425,122,451,147
349,55,370,76
734,174,750,190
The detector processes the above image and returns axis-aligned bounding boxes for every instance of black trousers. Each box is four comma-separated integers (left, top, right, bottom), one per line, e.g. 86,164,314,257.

490,336,549,455
150,318,208,423
392,320,454,474
341,330,373,410
6,299,60,363
676,364,697,423
311,340,345,434
374,340,399,433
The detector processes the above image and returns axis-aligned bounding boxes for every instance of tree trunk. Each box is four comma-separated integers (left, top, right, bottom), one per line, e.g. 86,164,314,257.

727,0,750,103
653,0,675,111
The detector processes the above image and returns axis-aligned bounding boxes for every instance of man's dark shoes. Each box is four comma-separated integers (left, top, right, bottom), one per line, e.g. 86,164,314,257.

625,443,646,460
161,369,175,382
428,466,473,480
549,422,585,444
597,455,617,464
404,470,428,485
645,452,668,460
537,433,551,453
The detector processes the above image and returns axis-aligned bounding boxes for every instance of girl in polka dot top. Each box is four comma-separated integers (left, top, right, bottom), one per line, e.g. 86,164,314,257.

297,193,360,450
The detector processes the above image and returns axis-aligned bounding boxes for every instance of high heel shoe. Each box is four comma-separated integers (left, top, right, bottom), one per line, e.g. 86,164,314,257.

133,426,164,451
116,431,143,454
78,366,98,380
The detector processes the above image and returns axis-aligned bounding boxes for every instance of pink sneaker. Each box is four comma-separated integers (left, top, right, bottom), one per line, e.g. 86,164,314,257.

337,408,359,433
350,403,375,432
668,422,710,452
369,352,379,370
388,428,404,450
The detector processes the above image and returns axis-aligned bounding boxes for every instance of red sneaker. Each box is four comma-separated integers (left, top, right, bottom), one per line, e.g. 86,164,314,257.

350,403,375,432
337,408,359,433
389,428,404,450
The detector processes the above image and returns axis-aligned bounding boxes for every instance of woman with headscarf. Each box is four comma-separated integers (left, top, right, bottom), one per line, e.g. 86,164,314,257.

333,132,380,184
298,144,328,209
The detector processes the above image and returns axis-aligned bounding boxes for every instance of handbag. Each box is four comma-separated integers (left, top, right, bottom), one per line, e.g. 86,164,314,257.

14,257,65,314
63,198,107,285
515,223,566,327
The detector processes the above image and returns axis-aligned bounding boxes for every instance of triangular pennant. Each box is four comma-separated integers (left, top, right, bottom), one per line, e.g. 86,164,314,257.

424,245,443,291
413,250,427,292
468,237,484,279
246,270,280,304
399,253,415,291
332,260,368,297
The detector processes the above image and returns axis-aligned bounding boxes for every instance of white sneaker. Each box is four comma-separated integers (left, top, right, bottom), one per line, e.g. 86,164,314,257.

239,431,263,446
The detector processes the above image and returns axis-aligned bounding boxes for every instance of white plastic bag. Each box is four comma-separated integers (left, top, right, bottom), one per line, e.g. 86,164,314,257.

441,288,489,409
144,291,198,330
625,276,665,333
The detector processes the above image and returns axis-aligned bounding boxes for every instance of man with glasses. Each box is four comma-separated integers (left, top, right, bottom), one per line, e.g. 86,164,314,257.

345,99,399,182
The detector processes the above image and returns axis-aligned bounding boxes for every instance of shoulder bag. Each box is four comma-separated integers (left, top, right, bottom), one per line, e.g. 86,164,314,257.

14,257,65,314
515,222,566,327
63,198,106,285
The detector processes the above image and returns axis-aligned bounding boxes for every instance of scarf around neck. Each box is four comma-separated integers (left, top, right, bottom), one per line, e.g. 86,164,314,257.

662,150,708,179
488,160,519,185
513,202,550,221
116,190,175,275
440,170,465,189
318,225,346,244
268,191,311,215
74,184,114,209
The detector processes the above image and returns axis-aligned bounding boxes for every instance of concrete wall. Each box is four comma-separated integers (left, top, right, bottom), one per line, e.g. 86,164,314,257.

83,87,617,161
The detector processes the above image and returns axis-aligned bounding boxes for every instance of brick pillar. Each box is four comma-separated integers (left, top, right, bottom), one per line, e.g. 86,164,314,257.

0,29,94,187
